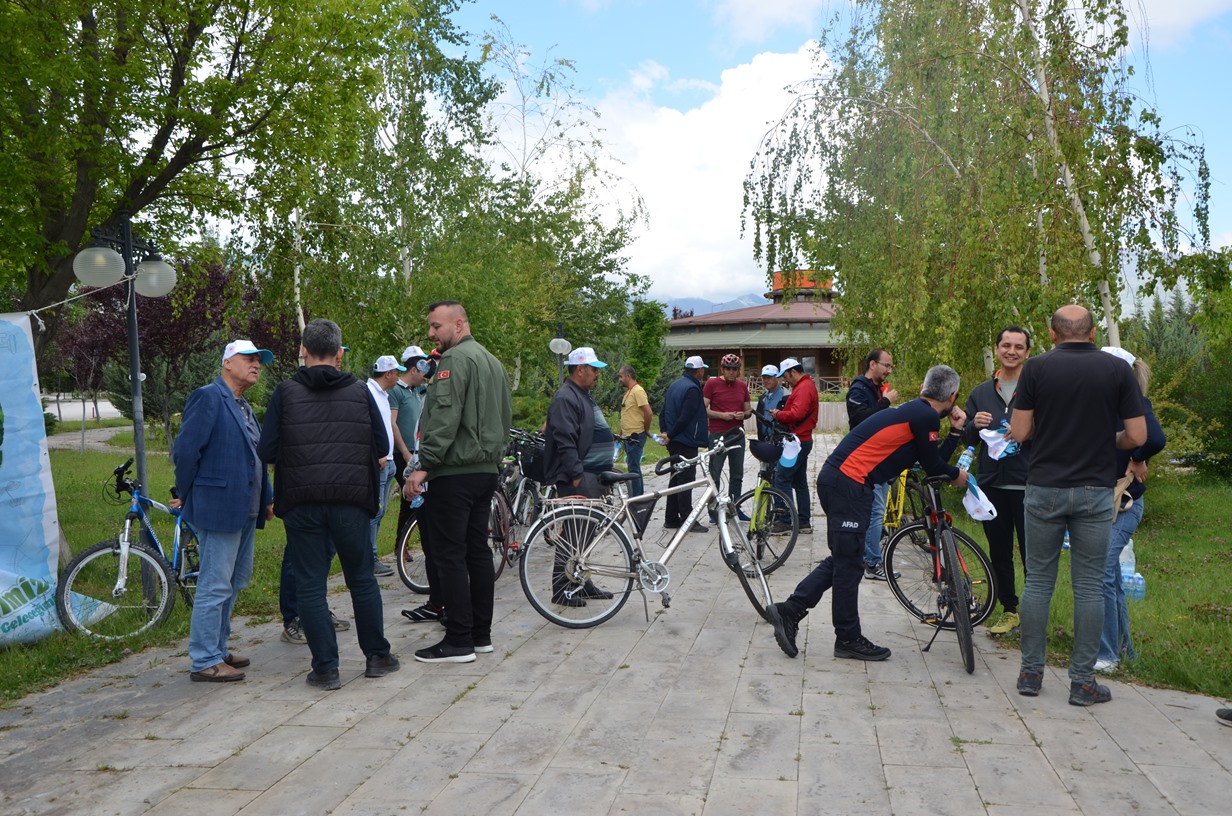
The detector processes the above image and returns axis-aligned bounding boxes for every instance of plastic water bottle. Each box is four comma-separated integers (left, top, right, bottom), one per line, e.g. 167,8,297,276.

1126,572,1147,602
651,433,667,446
1062,530,1070,551
1119,539,1136,579
957,446,975,472
410,482,427,509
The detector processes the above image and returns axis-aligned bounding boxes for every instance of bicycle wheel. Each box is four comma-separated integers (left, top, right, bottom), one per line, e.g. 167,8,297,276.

942,528,976,673
724,516,773,620
731,486,797,573
512,480,543,528
55,539,175,640
519,505,635,628
489,490,514,581
177,526,200,608
884,523,997,630
395,517,430,594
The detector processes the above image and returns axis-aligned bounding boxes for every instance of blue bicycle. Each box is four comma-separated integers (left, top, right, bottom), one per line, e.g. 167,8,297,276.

55,458,201,640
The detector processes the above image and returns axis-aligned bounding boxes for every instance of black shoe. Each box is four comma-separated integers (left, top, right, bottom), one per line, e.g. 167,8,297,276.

365,653,401,678
1069,680,1112,706
1017,669,1043,697
834,635,891,661
769,521,793,535
687,522,709,533
552,592,587,607
578,581,614,600
401,603,443,623
767,603,800,658
663,522,682,529
414,641,476,664
474,640,495,654
306,669,342,690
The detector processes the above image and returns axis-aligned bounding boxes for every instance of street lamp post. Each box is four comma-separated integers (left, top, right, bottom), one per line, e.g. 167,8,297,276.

548,324,572,384
72,211,176,491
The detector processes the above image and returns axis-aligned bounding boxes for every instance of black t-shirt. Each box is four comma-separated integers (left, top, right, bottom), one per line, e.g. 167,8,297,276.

1015,342,1144,488
824,398,960,487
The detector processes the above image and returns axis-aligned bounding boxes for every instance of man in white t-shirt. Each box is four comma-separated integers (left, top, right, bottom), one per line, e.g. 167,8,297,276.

367,355,404,576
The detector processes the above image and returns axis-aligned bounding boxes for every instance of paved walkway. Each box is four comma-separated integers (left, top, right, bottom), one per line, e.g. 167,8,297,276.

4,436,1230,815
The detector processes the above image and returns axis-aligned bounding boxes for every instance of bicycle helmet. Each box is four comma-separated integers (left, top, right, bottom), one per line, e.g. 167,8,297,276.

720,353,741,369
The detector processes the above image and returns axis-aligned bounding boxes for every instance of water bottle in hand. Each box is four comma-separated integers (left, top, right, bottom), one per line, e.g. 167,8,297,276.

957,446,976,472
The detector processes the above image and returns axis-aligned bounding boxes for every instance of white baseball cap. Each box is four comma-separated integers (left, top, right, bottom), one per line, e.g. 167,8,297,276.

684,355,708,369
779,357,802,373
760,364,780,377
400,345,427,363
1100,346,1136,368
373,355,407,373
222,339,273,365
567,346,607,368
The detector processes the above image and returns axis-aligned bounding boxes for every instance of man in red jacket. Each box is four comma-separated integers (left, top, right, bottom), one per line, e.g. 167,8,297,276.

770,358,819,533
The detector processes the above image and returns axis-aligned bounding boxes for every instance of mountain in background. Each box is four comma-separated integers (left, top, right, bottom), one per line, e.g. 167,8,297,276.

663,293,769,318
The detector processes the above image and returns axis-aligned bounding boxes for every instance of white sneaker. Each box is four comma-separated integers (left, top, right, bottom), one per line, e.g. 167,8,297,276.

1094,658,1119,673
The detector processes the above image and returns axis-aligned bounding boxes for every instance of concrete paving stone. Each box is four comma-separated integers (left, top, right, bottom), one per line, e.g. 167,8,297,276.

730,671,804,716
328,713,435,751
1137,763,1232,816
232,747,395,816
1088,694,1223,770
554,700,662,771
799,690,879,746
513,671,607,720
414,771,536,816
513,767,626,814
800,664,873,696
699,776,797,816
140,700,312,768
884,763,986,816
142,787,260,816
797,741,891,814
715,712,802,781
659,672,739,720
600,660,681,703
337,730,486,805
282,685,403,729
71,736,183,772
623,718,723,796
984,807,1084,816
1059,771,1180,816
608,792,706,815
874,716,966,769
466,716,573,775
868,680,949,721
935,675,1016,710
189,724,347,791
943,706,1038,746
963,742,1075,809
8,766,207,816
425,687,535,735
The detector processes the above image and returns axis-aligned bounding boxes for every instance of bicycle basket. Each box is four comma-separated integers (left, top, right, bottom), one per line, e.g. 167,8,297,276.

749,439,783,464
628,497,659,537
519,441,547,483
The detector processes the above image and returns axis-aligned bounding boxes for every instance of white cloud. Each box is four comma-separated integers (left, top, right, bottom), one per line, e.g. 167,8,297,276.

711,0,831,45
1132,0,1232,47
597,44,820,301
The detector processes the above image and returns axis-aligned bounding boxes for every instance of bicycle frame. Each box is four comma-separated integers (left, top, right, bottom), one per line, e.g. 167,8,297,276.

110,482,197,599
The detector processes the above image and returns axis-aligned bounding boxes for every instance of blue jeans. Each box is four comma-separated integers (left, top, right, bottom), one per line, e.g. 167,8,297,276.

863,482,889,566
369,458,396,557
188,518,256,671
280,538,336,626
625,432,646,496
772,440,813,526
1019,485,1115,683
284,503,390,674
1099,498,1144,663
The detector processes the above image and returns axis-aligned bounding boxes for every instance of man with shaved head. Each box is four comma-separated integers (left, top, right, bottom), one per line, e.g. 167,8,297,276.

1010,305,1146,707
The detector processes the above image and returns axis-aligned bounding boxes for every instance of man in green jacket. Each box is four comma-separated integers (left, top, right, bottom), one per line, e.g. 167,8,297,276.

405,301,512,663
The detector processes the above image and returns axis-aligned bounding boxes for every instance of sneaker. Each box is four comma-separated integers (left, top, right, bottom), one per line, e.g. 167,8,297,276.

281,619,308,644
987,611,1020,635
552,593,587,608
306,669,342,690
687,522,709,534
374,560,395,577
1093,658,1119,673
414,641,476,664
474,640,495,654
401,604,443,623
709,512,718,525
1069,680,1112,706
769,521,794,535
798,523,812,534
1216,708,1232,727
365,653,401,678
578,581,614,600
863,563,899,581
1017,669,1043,697
834,635,891,661
330,611,351,632
766,603,800,658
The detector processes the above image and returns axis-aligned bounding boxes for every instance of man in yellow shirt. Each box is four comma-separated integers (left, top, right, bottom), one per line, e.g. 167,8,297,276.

618,365,653,495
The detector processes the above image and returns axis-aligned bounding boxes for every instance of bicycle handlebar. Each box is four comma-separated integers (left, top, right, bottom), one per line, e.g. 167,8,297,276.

652,439,730,476
750,408,791,436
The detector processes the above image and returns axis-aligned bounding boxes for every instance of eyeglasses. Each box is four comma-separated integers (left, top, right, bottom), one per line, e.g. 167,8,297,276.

877,361,893,369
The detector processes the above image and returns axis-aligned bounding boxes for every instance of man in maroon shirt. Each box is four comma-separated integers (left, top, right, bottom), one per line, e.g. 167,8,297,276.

771,358,819,533
703,354,752,523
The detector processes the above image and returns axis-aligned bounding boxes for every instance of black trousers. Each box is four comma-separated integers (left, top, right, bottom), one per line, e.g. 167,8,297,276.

665,441,699,526
421,473,498,647
980,486,1027,613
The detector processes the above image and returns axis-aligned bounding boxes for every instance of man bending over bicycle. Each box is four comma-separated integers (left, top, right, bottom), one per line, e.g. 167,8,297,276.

767,365,969,662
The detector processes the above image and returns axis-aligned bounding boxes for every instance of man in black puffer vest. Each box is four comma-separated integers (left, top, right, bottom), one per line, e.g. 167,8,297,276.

259,318,400,690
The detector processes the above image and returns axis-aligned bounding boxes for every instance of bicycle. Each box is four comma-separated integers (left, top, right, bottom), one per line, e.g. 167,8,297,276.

883,474,998,673
394,487,519,594
55,458,201,641
743,411,801,571
518,437,774,628
500,427,547,528
881,467,929,545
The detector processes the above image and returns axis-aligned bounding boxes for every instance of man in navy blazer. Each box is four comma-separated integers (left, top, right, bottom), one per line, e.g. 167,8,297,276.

174,340,274,682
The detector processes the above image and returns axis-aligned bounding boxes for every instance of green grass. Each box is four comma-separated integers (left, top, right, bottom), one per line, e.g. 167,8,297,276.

0,449,400,703
947,468,1231,700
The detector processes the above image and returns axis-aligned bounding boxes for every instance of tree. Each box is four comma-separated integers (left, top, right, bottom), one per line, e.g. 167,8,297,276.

744,0,1223,384
0,1,442,354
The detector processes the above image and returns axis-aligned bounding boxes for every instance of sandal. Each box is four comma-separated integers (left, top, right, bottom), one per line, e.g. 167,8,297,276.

190,663,245,683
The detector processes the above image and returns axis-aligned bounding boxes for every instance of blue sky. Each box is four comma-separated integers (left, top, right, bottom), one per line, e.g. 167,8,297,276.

452,0,1232,302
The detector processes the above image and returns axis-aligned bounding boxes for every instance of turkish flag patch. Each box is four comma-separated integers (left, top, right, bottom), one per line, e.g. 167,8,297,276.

437,370,450,380
929,431,939,442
